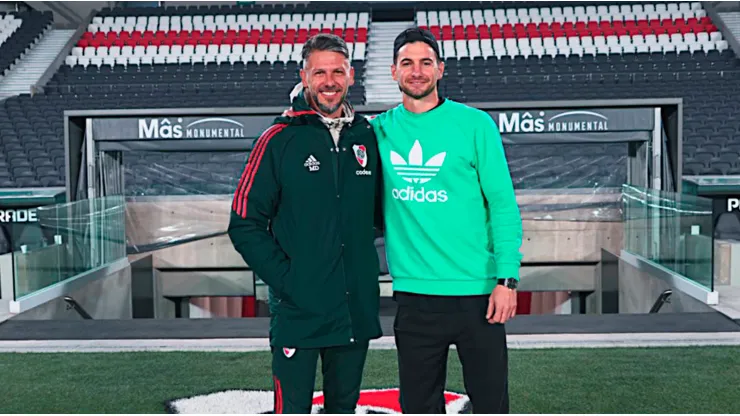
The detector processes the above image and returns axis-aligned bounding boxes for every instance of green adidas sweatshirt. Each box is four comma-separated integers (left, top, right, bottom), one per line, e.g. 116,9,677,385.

370,99,523,296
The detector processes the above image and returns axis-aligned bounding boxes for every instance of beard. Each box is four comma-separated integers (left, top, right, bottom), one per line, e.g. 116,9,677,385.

399,79,437,100
307,88,347,116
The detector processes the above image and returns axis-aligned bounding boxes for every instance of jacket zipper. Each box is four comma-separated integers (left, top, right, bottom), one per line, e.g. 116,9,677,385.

326,125,356,344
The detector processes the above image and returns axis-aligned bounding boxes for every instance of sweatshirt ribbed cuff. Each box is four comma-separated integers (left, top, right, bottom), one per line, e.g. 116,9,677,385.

496,263,521,280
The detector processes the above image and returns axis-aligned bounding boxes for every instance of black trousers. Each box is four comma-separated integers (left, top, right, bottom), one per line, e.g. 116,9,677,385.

271,341,369,414
393,292,509,414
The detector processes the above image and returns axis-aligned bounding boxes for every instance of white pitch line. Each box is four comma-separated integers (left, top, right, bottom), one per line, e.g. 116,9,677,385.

1,333,740,353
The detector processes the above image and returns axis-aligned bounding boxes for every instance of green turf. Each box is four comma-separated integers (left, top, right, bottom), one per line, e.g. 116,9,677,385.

1,347,739,413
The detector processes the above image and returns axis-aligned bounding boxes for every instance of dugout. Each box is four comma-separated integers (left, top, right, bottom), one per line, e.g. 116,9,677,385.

0,188,67,316
682,176,740,287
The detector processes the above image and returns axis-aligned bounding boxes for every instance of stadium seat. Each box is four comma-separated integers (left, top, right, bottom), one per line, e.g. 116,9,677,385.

418,5,721,60
0,4,371,192
420,2,740,177
0,11,53,76
0,2,738,191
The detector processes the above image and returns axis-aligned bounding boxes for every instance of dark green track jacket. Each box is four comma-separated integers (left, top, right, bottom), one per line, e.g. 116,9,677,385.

228,93,383,349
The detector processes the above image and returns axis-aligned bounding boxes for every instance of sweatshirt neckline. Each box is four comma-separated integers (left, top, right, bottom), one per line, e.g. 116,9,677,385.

399,97,449,118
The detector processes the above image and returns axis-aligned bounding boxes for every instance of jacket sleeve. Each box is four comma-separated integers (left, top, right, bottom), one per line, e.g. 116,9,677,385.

228,124,292,297
473,114,524,280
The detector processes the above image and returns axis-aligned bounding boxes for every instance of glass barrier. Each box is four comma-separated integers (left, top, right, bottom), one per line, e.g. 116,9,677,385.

114,144,627,254
123,150,247,197
507,143,628,192
12,196,126,299
0,188,66,256
622,184,715,291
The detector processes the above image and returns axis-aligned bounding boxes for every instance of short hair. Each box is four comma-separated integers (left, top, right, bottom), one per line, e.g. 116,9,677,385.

301,33,350,65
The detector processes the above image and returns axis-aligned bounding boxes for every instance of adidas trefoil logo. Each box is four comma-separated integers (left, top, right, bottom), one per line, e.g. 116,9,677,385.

390,140,446,184
390,140,448,203
304,155,320,172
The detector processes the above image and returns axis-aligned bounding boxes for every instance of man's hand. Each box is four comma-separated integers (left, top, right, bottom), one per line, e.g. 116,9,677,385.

486,285,517,324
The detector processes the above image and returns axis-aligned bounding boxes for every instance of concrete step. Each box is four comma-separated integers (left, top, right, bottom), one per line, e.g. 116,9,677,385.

367,88,401,92
367,93,403,100
370,22,412,27
367,47,395,52
370,26,412,31
369,41,400,46
365,21,415,103
365,74,394,79
364,82,397,88
0,29,75,96
366,98,402,104
369,35,403,40
365,92,399,99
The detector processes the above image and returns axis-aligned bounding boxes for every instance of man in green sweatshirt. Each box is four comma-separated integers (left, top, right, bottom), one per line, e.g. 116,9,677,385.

369,28,524,414
228,34,383,414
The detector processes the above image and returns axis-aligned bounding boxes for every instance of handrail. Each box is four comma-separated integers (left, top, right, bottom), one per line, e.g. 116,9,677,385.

63,296,92,319
649,289,673,313
127,231,227,255
30,8,95,96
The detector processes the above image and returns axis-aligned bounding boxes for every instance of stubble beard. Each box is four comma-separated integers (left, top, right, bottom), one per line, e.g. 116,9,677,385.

399,80,437,100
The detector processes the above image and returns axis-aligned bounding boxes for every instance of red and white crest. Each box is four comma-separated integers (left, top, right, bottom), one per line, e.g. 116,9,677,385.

166,387,470,414
283,348,295,358
353,144,368,168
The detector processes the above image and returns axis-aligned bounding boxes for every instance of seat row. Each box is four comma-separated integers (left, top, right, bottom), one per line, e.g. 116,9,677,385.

77,27,369,48
96,3,372,18
65,46,367,67
435,38,728,59
420,9,723,59
418,2,705,25
0,11,53,77
0,14,22,45
66,41,366,66
423,17,717,40
89,12,371,33
72,42,366,57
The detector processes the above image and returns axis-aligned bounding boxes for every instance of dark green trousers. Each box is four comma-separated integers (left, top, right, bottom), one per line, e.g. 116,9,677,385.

271,341,370,414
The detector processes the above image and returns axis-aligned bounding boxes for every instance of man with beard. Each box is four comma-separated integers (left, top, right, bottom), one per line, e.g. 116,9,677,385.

228,33,383,414
369,28,523,413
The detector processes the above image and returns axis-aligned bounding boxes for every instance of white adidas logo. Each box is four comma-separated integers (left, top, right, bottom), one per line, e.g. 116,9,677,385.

390,140,448,203
304,155,320,172
390,140,446,184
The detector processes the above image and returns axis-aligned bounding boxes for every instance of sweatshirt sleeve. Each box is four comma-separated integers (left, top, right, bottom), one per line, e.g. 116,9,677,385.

473,113,524,280
228,124,292,297
373,139,385,233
